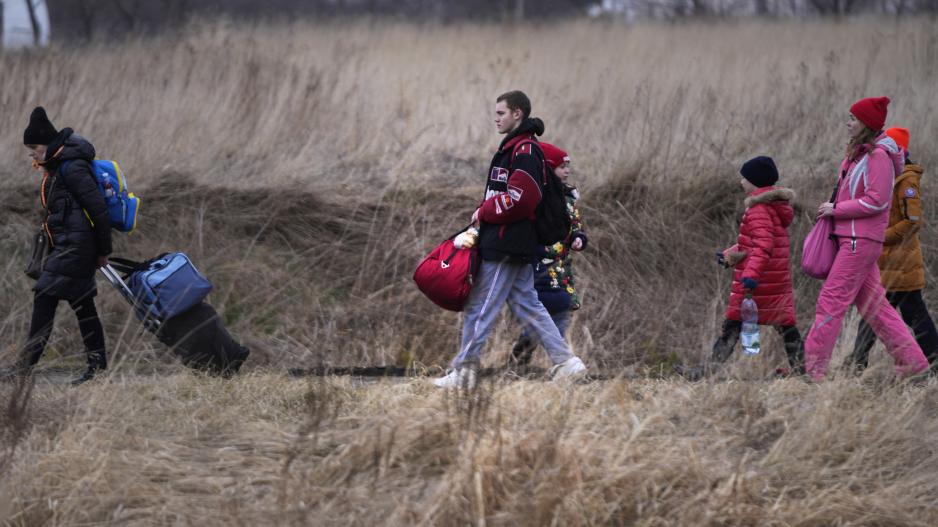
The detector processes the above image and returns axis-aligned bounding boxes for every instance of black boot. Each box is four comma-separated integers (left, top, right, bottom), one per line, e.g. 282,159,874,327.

71,350,107,386
784,341,806,377
779,326,806,376
72,366,101,386
510,334,536,366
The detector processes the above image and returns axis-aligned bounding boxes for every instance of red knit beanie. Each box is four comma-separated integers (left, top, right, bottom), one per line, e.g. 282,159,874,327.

539,142,570,170
850,97,890,131
885,127,910,150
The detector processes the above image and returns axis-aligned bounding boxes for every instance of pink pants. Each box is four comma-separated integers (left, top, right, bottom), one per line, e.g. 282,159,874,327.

805,237,929,380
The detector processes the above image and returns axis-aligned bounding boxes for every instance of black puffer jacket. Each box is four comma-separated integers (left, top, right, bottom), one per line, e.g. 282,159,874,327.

35,128,112,300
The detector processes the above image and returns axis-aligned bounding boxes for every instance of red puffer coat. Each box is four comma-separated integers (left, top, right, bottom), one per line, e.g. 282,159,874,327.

724,187,797,326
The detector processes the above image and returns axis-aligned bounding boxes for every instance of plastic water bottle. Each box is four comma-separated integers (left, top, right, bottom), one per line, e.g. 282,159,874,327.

740,295,760,356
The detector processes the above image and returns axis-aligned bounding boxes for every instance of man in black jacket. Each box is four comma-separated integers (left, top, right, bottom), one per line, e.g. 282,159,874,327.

433,91,587,389
17,107,112,385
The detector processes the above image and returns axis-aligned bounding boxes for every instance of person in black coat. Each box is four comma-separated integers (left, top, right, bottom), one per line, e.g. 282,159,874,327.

18,107,112,385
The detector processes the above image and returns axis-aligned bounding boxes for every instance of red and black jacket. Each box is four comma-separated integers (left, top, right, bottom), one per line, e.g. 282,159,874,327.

478,118,546,263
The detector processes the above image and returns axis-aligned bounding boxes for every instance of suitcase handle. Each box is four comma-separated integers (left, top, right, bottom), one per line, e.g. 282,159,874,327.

99,264,162,330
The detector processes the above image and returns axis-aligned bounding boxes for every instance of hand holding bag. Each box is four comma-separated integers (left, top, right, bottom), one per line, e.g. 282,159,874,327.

802,174,843,280
414,228,479,312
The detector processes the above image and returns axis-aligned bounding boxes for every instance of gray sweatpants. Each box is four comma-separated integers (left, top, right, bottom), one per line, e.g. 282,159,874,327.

452,259,575,368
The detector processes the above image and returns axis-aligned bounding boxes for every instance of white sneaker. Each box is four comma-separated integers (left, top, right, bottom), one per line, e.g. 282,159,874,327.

550,356,587,382
432,367,477,389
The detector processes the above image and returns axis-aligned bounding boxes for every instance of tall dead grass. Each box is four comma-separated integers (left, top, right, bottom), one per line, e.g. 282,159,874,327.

1,18,937,190
1,19,938,524
2,374,938,525
1,18,937,372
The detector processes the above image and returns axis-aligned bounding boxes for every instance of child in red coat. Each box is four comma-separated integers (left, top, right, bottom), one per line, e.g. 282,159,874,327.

712,156,804,374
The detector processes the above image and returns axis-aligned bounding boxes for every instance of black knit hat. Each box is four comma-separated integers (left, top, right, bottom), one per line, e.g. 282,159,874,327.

23,107,58,145
740,156,779,188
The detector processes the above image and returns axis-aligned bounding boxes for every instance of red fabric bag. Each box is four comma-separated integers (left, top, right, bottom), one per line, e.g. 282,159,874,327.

413,239,479,312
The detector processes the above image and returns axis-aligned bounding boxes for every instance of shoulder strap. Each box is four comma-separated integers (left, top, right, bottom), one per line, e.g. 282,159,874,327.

510,138,548,185
830,161,851,203
40,172,59,212
829,177,841,203
510,138,542,160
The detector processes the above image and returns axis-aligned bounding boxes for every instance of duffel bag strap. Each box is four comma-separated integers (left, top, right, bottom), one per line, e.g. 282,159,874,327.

108,257,146,277
110,252,177,278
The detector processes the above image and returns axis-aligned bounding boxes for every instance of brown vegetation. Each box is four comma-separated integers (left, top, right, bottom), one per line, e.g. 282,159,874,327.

1,18,937,525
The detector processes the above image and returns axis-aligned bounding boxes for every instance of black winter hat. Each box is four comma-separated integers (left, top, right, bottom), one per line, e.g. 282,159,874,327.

23,106,58,146
740,156,779,188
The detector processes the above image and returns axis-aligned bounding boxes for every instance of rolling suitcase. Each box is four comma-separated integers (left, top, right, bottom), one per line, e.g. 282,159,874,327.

100,261,249,376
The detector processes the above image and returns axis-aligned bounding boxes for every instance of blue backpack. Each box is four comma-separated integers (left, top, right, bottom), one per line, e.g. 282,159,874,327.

110,253,213,322
61,159,140,232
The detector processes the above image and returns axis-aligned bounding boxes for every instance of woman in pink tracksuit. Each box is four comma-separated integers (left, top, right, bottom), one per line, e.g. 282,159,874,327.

806,97,930,380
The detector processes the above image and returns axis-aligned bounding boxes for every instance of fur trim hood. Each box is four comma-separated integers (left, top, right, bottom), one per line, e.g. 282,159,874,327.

745,187,796,208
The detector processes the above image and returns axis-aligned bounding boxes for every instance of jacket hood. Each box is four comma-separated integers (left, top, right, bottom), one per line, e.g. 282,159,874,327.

744,186,795,207
897,163,923,184
44,128,96,165
499,117,545,151
745,187,795,228
859,134,904,177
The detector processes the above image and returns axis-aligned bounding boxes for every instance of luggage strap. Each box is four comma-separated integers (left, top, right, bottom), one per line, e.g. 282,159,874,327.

108,257,145,275
108,253,170,278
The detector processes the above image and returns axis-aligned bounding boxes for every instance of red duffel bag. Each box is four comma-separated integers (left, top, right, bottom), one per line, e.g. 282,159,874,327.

413,238,479,312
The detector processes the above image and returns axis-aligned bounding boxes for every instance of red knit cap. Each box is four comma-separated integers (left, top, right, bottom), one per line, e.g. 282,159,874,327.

539,142,570,170
885,127,910,150
850,97,890,131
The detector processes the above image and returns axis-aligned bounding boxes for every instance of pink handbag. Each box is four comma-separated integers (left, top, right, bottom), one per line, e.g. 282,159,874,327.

802,217,838,279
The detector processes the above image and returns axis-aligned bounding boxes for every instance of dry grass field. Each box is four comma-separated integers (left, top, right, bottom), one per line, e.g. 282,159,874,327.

3,373,938,525
2,17,938,525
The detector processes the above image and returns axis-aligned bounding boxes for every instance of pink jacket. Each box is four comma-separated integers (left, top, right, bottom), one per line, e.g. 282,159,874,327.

831,134,903,243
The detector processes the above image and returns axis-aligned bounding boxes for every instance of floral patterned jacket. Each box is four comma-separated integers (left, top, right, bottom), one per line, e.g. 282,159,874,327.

533,185,588,311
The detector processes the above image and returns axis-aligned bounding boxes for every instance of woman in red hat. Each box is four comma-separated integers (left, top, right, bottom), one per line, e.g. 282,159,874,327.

805,97,929,380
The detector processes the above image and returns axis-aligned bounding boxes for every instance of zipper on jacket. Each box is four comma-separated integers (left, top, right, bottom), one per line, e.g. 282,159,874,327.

851,238,857,253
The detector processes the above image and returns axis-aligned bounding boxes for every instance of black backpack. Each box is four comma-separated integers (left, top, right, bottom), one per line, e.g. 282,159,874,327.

514,139,572,246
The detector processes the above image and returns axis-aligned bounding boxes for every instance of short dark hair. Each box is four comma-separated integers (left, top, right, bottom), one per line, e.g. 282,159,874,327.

497,90,531,119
